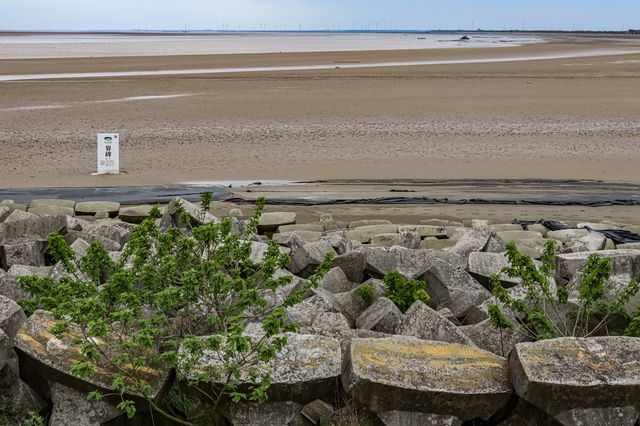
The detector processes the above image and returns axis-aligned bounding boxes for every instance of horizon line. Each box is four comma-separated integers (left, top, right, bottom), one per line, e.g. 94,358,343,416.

1,28,638,34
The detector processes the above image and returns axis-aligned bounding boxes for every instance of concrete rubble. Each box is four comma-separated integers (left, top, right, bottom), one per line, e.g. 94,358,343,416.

2,199,640,424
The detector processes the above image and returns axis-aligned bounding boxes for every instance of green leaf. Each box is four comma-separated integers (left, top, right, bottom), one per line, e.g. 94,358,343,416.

488,304,513,329
117,400,136,419
87,390,103,401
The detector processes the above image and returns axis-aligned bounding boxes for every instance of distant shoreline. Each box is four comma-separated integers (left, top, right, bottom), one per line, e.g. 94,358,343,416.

1,30,639,36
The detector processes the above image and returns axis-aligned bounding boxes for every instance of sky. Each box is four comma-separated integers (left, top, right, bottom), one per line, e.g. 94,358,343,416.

0,0,638,32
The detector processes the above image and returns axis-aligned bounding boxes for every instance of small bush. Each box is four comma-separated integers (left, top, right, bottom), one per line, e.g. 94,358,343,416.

382,271,430,313
354,284,374,305
488,240,640,341
17,194,332,424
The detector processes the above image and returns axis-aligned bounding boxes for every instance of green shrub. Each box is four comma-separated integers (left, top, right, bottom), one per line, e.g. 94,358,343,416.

17,195,332,424
354,284,374,305
382,271,430,313
488,240,640,341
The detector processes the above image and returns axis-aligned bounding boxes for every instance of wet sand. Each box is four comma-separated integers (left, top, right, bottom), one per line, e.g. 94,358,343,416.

1,35,640,189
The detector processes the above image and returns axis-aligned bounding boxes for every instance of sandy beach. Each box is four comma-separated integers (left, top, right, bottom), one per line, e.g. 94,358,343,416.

1,33,639,189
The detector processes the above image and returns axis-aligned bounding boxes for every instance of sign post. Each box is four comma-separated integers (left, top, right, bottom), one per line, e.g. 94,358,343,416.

96,133,120,175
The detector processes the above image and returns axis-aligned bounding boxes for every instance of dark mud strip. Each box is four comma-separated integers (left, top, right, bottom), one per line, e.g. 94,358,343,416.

0,185,230,205
2,180,640,207
227,197,640,207
229,179,640,207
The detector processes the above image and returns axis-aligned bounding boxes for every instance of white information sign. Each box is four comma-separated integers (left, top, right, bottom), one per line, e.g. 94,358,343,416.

97,133,120,174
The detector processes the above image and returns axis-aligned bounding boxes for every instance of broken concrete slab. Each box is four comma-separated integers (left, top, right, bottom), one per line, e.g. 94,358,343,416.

460,319,526,358
360,246,464,280
525,223,551,237
1,240,47,269
31,199,76,209
318,267,354,294
0,206,12,223
85,223,131,246
221,400,302,426
377,410,463,426
343,336,512,419
286,288,341,327
290,240,336,277
618,243,640,250
420,219,463,227
448,229,491,259
182,333,341,404
311,311,353,340
547,229,589,243
421,259,492,317
273,232,306,252
0,273,28,302
15,310,171,401
467,252,521,289
483,234,507,253
488,224,523,233
64,230,121,252
496,230,544,242
350,224,398,238
7,264,53,278
301,399,335,425
398,225,448,238
318,234,352,256
75,201,121,217
514,238,552,259
334,279,387,326
396,301,475,346
28,205,75,217
555,249,640,284
470,219,493,229
0,295,27,340
275,230,323,242
348,219,391,229
258,212,297,232
510,337,640,424
70,238,91,258
49,382,121,426
566,232,607,253
164,197,219,228
398,231,421,249
248,240,290,264
0,211,66,240
278,224,324,233
355,297,403,333
370,233,401,247
0,201,27,212
332,251,365,283
421,238,457,250
118,205,156,224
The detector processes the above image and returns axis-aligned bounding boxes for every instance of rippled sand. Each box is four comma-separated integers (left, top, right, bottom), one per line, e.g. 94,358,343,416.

0,34,639,188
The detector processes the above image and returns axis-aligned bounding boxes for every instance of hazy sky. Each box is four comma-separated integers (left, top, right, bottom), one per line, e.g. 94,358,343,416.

1,0,638,31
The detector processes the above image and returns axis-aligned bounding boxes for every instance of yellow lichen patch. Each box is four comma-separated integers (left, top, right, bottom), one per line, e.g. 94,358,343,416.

16,332,48,357
121,363,162,377
354,339,504,369
350,338,510,393
356,339,501,362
